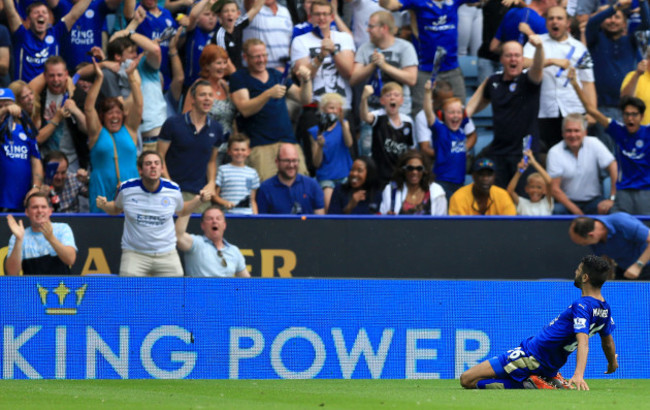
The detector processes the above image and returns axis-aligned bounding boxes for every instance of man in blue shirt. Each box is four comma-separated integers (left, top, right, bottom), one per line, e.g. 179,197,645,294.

0,88,43,212
570,70,650,215
380,0,475,116
461,255,618,390
158,80,223,214
256,143,325,214
570,213,650,280
230,38,313,181
4,0,93,81
134,0,177,91
50,0,123,70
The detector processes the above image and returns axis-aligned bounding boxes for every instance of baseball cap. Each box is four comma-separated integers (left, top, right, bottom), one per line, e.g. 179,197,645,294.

472,158,495,173
0,88,15,102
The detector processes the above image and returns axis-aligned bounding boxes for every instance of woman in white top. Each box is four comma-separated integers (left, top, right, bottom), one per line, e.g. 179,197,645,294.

379,150,447,215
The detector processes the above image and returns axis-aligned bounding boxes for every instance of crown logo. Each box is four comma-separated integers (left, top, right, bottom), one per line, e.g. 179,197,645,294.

37,282,87,315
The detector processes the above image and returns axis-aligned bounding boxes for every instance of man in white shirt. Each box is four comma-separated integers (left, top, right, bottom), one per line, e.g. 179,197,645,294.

96,151,210,276
547,113,617,215
523,6,597,153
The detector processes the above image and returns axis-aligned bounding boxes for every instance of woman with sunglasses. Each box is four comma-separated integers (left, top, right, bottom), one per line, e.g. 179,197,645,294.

379,150,447,215
327,156,382,214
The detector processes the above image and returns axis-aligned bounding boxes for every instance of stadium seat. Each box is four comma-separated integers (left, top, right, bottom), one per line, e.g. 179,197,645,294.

473,130,493,157
459,55,479,90
472,103,493,129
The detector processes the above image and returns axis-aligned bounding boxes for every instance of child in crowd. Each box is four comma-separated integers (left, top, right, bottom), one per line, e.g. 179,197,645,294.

309,93,354,212
506,149,553,216
211,0,265,70
214,134,260,214
421,79,475,199
360,81,416,188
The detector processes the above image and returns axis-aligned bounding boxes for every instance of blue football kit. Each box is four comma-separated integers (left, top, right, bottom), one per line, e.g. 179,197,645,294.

489,296,615,382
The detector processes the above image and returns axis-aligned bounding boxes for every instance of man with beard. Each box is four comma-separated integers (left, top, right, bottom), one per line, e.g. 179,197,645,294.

522,6,596,153
96,151,210,276
4,0,93,82
448,157,516,216
42,150,89,213
590,0,649,151
570,214,650,280
256,143,325,214
158,80,224,214
466,29,544,190
460,255,618,390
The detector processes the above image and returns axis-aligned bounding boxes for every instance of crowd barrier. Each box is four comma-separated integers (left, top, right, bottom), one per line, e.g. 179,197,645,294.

1,277,646,379
4,214,646,279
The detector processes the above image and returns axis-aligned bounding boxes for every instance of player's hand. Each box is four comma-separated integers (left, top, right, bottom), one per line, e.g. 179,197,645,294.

7,215,25,240
605,354,619,374
568,375,589,391
516,158,528,172
362,85,374,99
267,84,287,99
624,263,642,279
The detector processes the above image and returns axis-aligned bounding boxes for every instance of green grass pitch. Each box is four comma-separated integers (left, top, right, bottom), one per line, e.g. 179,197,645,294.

0,379,647,409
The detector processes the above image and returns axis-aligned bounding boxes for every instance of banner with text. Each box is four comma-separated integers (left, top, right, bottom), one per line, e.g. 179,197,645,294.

2,277,647,379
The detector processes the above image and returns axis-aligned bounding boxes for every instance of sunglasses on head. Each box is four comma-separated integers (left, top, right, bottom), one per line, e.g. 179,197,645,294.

403,165,424,172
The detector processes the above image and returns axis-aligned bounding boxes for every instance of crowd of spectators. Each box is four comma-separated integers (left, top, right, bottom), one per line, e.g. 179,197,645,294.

3,0,650,275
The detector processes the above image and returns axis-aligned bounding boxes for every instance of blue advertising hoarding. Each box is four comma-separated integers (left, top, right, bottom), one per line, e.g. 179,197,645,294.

1,278,647,379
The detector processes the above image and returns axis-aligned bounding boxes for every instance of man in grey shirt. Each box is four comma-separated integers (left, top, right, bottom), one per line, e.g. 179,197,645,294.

349,10,417,155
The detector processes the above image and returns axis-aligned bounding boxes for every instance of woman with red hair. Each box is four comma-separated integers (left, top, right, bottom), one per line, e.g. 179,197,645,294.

183,44,236,139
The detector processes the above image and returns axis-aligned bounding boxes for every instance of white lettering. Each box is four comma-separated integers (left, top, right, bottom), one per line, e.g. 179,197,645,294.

140,325,196,379
270,327,325,379
229,327,264,379
331,328,393,379
86,326,129,379
454,329,490,378
405,329,440,379
55,326,66,379
3,326,42,379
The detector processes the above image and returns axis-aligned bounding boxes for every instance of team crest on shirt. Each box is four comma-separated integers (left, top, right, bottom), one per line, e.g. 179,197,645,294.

403,127,410,136
573,318,587,329
45,35,55,45
18,132,27,141
161,196,171,207
166,19,173,27
85,9,94,18
509,83,517,92
636,139,644,148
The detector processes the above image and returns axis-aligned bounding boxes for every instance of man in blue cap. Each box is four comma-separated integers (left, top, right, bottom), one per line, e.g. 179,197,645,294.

0,88,44,211
449,157,517,215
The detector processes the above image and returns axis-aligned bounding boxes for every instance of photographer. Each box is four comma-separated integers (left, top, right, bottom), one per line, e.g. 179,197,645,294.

0,88,44,212
309,93,353,212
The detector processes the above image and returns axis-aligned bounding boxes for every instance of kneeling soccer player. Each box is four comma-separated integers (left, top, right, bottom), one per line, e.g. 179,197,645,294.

460,255,618,390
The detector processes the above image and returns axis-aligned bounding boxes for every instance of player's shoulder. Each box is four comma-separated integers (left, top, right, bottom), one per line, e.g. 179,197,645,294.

160,178,181,192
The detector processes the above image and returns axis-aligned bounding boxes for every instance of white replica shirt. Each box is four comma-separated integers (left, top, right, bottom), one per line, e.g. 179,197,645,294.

291,30,356,109
115,178,183,254
243,4,293,68
523,33,594,118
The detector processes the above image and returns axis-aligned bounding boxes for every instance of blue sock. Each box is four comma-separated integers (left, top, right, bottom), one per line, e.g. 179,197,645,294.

477,379,524,389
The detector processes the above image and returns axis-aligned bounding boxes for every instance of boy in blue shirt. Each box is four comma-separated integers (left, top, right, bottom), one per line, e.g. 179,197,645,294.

460,255,618,390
